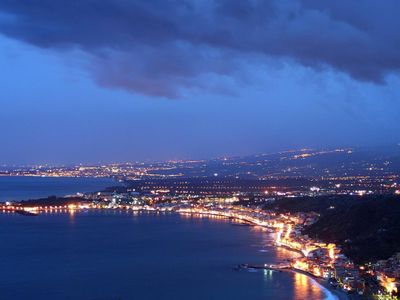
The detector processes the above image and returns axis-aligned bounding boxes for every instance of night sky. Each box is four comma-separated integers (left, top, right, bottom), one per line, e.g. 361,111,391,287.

0,1,399,164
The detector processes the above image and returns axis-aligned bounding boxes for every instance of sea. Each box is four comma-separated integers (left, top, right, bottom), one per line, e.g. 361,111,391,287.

0,176,119,201
0,177,337,300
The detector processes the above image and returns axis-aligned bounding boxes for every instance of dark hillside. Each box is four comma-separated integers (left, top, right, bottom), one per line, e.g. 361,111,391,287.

265,195,400,263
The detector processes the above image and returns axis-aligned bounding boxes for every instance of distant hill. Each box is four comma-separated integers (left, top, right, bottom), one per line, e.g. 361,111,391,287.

148,144,400,179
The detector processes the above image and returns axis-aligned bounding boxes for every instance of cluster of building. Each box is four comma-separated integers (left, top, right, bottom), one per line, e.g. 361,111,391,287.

0,163,182,179
372,253,400,297
276,216,365,294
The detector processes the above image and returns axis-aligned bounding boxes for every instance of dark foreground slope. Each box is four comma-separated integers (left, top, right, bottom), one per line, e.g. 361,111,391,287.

265,195,400,263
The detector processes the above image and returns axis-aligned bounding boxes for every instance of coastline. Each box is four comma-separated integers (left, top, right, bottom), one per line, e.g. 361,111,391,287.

179,210,351,300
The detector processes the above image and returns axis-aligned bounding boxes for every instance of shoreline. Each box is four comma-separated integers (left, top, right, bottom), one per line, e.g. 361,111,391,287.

282,268,350,300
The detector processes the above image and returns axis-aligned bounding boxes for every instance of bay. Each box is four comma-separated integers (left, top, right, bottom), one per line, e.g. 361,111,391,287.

0,211,334,300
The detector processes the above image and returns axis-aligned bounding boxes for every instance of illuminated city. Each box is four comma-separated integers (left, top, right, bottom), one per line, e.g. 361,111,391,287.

1,1,400,299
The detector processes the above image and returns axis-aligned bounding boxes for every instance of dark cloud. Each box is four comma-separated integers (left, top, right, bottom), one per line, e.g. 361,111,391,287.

0,0,399,97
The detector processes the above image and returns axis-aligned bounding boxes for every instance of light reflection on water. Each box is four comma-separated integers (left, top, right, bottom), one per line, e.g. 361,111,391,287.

293,272,324,300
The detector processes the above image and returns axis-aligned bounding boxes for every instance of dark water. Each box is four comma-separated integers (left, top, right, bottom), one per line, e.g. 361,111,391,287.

0,211,335,300
0,176,119,201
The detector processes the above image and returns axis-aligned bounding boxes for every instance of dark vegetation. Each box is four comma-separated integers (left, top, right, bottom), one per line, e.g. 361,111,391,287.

19,196,86,207
264,195,400,263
